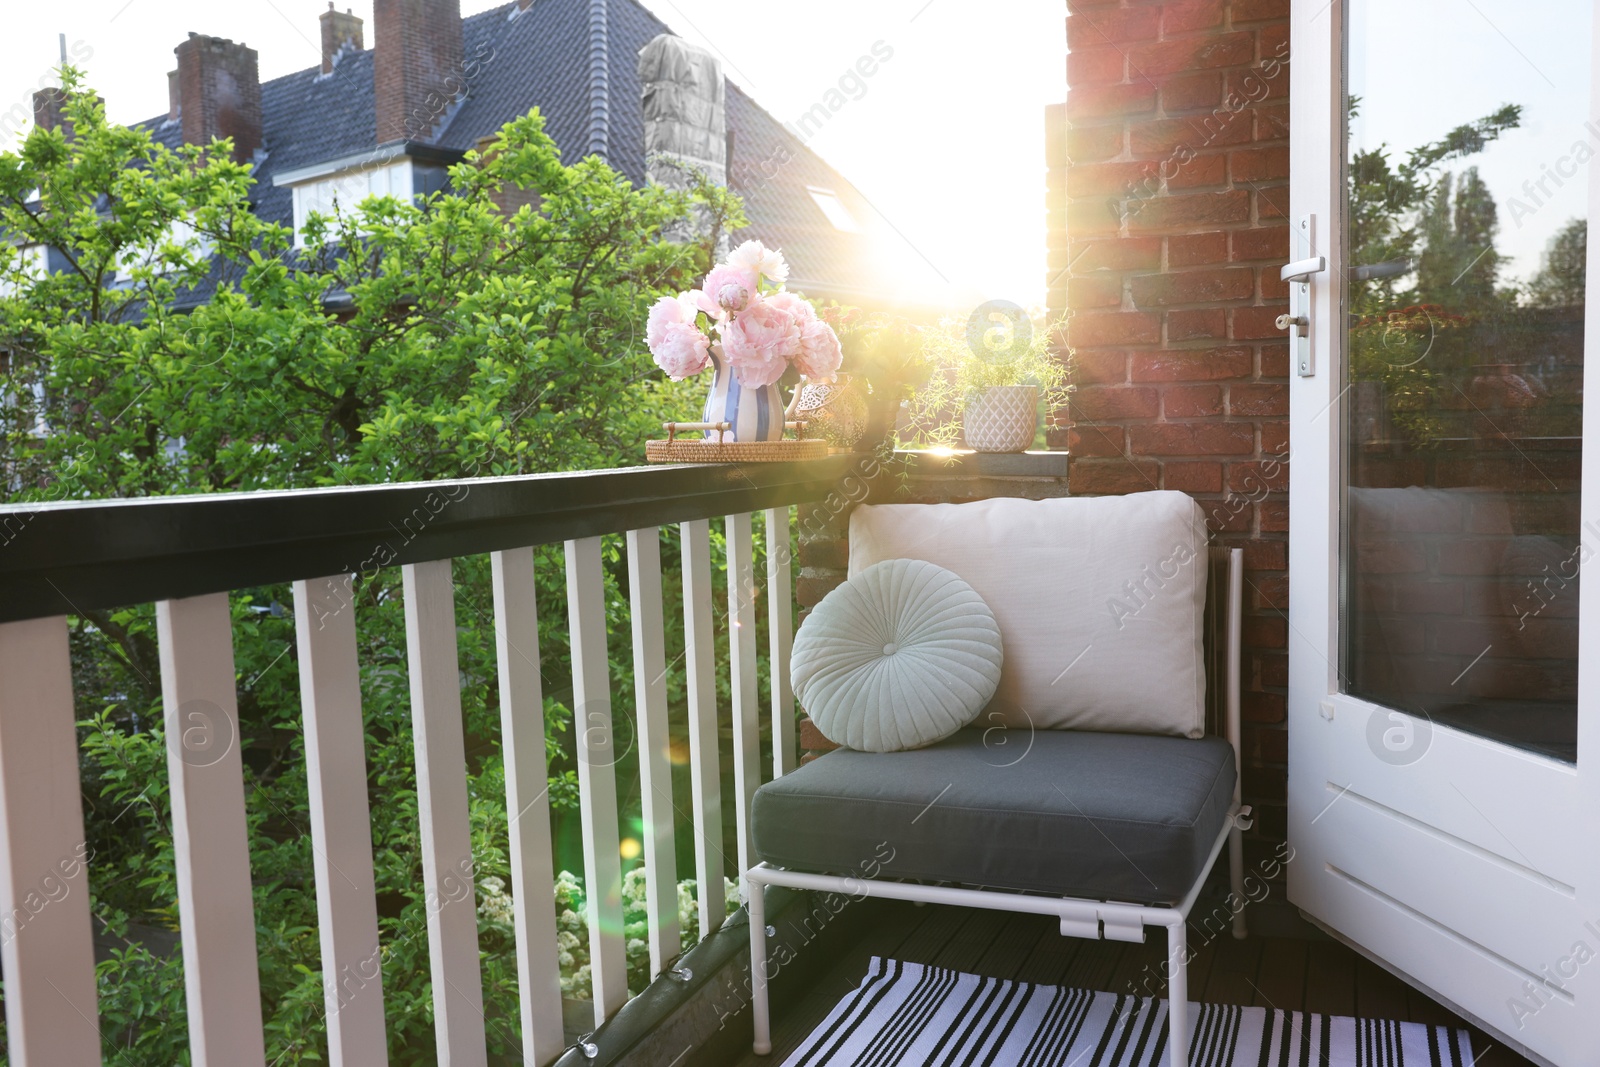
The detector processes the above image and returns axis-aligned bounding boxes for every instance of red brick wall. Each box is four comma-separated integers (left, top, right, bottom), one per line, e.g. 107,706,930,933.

1048,0,1292,848
373,0,465,144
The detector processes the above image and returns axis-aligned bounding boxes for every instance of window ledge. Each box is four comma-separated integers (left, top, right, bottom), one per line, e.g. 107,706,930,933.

892,449,1070,479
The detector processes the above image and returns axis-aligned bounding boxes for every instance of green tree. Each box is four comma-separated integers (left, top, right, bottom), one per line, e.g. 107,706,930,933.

1,72,754,1064
1527,217,1587,308
1414,167,1514,312
1347,100,1521,315
1346,102,1522,445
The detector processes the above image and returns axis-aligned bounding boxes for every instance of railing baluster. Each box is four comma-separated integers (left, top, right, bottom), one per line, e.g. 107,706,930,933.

679,519,725,939
293,576,387,1067
401,561,487,1067
156,592,268,1067
764,507,796,778
488,549,565,1067
564,537,628,1024
626,528,680,978
726,513,760,879
0,616,99,1066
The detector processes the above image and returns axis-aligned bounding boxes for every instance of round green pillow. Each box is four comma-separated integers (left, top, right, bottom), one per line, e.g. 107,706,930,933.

792,558,1004,753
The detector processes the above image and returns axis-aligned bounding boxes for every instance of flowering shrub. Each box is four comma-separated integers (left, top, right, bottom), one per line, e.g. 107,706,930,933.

545,867,740,999
646,240,843,387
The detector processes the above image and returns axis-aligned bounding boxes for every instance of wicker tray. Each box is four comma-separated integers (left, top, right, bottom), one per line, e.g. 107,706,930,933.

646,437,831,463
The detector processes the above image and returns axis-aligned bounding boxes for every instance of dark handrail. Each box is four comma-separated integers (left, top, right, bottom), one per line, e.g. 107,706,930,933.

0,458,858,623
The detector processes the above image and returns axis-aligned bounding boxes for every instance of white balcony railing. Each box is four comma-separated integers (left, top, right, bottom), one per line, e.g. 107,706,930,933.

0,458,854,1067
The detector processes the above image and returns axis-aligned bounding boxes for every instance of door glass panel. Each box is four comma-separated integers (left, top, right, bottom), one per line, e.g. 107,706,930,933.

1344,0,1589,762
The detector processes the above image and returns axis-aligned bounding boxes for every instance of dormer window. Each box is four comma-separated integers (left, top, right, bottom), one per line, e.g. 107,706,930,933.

275,146,454,248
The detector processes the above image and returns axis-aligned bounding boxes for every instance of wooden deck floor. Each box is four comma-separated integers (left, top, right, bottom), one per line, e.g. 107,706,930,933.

709,898,1534,1067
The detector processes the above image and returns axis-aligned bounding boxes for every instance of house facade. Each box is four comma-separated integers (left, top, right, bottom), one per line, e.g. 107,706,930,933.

27,0,891,307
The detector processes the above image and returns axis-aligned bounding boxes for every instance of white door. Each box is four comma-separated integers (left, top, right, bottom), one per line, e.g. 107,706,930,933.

1287,2,1600,1065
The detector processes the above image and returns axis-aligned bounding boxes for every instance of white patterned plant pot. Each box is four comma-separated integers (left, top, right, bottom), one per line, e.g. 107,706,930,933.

962,385,1039,453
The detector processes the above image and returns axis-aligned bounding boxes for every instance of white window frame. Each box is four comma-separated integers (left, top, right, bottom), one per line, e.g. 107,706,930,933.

289,159,416,248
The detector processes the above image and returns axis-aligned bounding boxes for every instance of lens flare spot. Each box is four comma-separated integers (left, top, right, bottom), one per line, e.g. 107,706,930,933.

620,837,642,861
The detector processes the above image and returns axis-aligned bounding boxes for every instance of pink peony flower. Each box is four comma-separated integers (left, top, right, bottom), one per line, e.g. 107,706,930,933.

728,240,789,285
716,283,751,314
684,288,719,319
795,317,844,381
702,264,759,309
721,296,799,388
765,290,816,325
651,322,712,380
647,294,712,378
646,294,688,350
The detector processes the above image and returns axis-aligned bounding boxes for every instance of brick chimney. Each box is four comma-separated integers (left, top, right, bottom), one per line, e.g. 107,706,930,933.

174,33,262,163
638,34,726,186
32,88,68,135
32,87,102,139
320,3,365,75
374,0,465,144
638,34,726,247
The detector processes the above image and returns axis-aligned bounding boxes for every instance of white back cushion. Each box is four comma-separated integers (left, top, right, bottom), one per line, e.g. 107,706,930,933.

849,492,1208,737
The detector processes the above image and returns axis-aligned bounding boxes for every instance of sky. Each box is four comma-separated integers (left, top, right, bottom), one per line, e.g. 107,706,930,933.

0,0,1065,311
1349,0,1591,286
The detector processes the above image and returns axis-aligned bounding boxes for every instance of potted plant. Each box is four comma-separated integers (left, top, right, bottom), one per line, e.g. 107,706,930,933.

904,307,1071,453
645,240,843,441
809,307,931,455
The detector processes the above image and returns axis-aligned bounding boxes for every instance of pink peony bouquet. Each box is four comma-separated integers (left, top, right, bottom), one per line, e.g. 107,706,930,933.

646,240,844,389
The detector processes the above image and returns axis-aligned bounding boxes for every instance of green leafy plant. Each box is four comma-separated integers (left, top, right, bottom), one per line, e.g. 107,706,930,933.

901,310,1071,448
1,70,775,1066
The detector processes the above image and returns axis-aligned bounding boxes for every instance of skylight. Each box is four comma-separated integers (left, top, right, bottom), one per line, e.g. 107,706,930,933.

806,187,860,232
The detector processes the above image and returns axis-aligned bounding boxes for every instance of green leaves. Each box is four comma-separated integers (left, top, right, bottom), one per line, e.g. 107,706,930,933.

7,72,760,1066
2,90,726,500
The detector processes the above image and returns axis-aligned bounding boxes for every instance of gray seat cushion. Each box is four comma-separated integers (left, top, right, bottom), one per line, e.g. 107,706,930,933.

751,728,1235,906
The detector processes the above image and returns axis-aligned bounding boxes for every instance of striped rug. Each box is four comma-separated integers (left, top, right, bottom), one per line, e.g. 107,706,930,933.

780,957,1475,1067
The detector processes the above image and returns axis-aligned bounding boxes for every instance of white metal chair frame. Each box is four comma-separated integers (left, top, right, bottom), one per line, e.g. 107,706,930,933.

746,547,1250,1067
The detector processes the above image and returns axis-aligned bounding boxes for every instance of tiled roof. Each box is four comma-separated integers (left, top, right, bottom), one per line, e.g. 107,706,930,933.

724,83,885,303
130,0,888,304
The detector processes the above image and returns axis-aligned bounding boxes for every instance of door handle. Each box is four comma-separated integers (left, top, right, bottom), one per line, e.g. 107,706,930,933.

1280,256,1327,284
1287,217,1319,377
1352,259,1409,282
